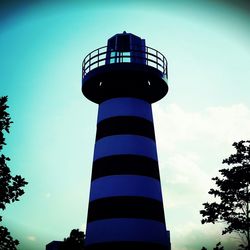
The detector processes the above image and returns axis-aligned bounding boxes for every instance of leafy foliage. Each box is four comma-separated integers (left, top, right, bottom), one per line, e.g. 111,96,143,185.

60,229,85,250
200,140,250,249
0,96,28,249
0,96,12,151
0,155,27,211
0,223,19,250
201,242,224,250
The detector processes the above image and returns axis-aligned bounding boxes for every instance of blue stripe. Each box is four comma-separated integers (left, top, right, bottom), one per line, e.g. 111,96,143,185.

85,218,168,246
98,97,153,122
89,175,162,202
93,135,158,161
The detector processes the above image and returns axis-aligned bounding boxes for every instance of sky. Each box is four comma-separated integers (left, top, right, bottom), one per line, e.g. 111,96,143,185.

0,0,250,249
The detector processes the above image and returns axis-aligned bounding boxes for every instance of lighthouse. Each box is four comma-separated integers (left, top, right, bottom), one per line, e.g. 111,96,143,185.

82,32,171,250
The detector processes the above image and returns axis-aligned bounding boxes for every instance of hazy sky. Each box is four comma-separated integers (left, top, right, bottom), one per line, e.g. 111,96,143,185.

0,1,249,249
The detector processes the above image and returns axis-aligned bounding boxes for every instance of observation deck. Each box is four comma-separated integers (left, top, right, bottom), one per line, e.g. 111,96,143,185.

82,32,168,104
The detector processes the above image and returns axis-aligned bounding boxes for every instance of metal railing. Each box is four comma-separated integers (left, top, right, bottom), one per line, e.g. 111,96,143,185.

82,45,167,77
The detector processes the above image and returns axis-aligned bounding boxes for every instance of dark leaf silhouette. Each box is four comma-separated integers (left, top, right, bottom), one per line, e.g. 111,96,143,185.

201,242,224,250
59,229,85,250
200,140,250,249
0,96,28,249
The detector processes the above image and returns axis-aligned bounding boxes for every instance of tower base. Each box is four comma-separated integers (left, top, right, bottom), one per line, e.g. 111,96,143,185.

85,240,171,250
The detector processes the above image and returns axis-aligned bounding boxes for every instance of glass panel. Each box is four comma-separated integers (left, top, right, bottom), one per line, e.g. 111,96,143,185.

117,52,121,63
122,52,130,63
123,52,130,56
123,57,131,63
110,51,116,64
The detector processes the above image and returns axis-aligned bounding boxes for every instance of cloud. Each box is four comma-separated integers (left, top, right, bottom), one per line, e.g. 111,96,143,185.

153,103,250,153
152,103,250,249
171,222,239,250
27,235,36,241
45,192,51,199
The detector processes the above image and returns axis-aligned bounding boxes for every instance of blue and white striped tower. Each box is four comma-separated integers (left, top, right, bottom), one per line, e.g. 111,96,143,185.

82,32,171,250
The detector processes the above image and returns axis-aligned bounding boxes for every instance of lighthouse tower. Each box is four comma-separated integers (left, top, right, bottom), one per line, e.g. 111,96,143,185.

82,32,171,250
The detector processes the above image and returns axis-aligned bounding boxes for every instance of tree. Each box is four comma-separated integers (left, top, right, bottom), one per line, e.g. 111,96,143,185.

59,229,85,250
200,140,250,249
0,96,28,249
201,242,224,250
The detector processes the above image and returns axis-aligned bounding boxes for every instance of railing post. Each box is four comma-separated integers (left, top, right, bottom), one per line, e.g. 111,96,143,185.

89,53,91,72
156,51,158,70
97,49,99,67
82,45,167,79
